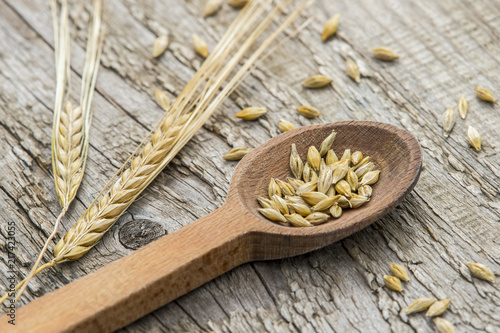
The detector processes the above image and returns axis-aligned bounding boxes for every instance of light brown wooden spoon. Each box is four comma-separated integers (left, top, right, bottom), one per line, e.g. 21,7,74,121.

6,121,421,333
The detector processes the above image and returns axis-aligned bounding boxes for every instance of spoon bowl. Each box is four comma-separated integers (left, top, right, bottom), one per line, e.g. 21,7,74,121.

230,121,422,259
12,121,421,333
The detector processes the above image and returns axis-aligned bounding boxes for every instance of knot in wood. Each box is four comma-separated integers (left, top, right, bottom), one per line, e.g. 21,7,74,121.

118,220,166,250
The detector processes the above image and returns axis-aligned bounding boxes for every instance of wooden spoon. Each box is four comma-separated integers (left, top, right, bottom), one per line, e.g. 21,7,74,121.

9,121,421,333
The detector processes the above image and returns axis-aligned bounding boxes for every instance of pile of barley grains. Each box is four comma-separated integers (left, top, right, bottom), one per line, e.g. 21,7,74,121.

257,130,380,227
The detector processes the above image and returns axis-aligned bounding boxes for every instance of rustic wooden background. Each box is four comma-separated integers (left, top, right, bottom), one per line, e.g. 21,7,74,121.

1,0,499,332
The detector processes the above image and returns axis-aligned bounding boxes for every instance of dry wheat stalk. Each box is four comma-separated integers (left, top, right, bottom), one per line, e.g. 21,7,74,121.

1,0,313,305
1,0,105,305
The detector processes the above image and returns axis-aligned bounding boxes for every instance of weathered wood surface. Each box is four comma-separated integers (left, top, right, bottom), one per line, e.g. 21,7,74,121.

0,0,498,332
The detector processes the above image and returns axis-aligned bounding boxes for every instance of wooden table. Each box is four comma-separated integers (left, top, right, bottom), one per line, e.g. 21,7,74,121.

0,0,498,332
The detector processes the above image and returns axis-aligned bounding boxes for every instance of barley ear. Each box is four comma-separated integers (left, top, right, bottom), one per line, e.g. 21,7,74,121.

10,0,105,305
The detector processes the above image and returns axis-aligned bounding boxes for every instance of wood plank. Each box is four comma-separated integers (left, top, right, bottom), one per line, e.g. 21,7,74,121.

0,0,498,332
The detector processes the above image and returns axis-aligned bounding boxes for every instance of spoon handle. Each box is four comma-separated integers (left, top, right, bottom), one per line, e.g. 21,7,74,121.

11,203,252,333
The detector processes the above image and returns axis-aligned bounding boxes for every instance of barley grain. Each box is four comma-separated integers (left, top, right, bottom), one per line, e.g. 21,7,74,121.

360,170,380,186
154,89,171,111
285,195,308,206
302,75,332,88
458,95,468,119
405,298,437,314
285,213,313,227
329,204,342,218
335,180,352,198
290,143,304,179
223,147,250,160
349,194,369,208
351,151,363,165
193,34,209,58
279,119,295,132
332,159,349,184
287,177,304,191
337,195,351,209
426,299,450,317
296,181,318,195
235,107,267,120
358,185,372,198
317,166,333,193
325,149,338,165
467,126,482,151
203,0,223,17
355,161,374,178
288,203,312,217
152,35,169,57
297,105,321,118
321,13,340,42
257,196,277,210
326,185,336,197
268,178,282,198
389,263,409,282
228,0,249,9
383,275,402,292
475,86,495,102
319,130,337,156
306,212,329,225
346,168,358,191
312,195,340,212
276,179,295,196
259,208,286,223
301,191,328,205
434,318,455,333
346,59,360,83
352,156,370,171
272,195,289,215
442,107,456,138
307,146,321,171
372,47,399,61
466,262,495,283
303,162,313,182
340,149,351,165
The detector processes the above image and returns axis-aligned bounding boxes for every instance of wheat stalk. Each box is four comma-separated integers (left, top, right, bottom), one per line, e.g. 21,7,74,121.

1,0,312,305
0,0,105,305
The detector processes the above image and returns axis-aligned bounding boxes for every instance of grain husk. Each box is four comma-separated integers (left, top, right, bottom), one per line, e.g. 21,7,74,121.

383,275,402,292
297,105,321,118
302,75,333,88
203,0,223,17
279,119,295,132
475,86,495,102
152,35,169,58
345,59,360,83
389,263,409,282
259,208,286,223
223,147,250,160
442,107,456,138
372,47,400,61
193,33,209,58
285,213,313,227
405,298,436,314
433,318,455,333
154,89,171,111
321,13,340,42
235,107,267,120
458,95,468,119
426,299,450,317
467,126,482,151
319,130,337,156
466,262,495,283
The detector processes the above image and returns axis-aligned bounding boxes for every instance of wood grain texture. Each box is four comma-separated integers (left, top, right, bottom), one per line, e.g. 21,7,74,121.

1,122,421,332
0,0,499,332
